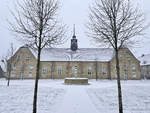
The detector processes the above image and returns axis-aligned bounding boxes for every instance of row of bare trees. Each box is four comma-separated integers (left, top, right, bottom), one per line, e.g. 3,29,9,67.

7,0,147,113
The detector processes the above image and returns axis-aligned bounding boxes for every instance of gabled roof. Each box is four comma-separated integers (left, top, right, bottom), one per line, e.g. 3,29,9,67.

138,54,150,65
30,48,115,62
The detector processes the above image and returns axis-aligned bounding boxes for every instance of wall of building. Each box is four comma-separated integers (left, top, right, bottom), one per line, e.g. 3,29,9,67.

110,48,141,80
9,47,37,79
140,65,150,79
40,61,110,79
8,47,141,80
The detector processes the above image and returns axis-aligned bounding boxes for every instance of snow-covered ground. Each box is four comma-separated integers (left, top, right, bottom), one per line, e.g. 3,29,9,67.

0,79,150,113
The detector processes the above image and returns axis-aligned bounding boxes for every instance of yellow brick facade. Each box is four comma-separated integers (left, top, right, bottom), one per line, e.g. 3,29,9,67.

8,47,141,80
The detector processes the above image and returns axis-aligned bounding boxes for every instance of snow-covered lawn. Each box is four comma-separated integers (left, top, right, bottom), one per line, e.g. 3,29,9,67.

0,79,150,113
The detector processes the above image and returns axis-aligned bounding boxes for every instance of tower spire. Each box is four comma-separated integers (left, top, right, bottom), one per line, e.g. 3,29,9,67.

71,24,78,51
73,24,76,39
73,24,76,37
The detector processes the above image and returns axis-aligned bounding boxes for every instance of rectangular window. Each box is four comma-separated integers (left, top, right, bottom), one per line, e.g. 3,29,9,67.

12,64,16,69
123,64,127,71
132,72,136,78
17,55,21,61
11,72,16,77
102,66,107,75
29,72,32,77
126,55,131,61
72,66,77,75
132,65,136,71
29,64,34,69
26,55,30,60
57,66,62,76
42,67,47,74
119,55,122,59
88,67,92,75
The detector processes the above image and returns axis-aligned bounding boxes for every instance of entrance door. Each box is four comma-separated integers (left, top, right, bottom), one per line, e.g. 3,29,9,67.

72,66,77,77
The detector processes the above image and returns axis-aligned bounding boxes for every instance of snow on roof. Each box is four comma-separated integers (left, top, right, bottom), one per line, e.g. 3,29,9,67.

30,48,114,62
138,54,150,65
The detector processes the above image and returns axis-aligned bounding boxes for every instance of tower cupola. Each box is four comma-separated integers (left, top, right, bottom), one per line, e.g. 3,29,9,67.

71,25,78,51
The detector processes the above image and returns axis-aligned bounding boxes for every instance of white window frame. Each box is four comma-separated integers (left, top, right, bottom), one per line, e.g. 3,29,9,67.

42,67,47,74
132,72,136,78
119,55,122,59
123,64,127,71
29,64,34,70
17,55,21,61
88,66,92,75
126,55,131,61
12,64,16,69
132,65,136,71
28,72,32,77
72,66,77,75
102,66,107,75
26,55,30,60
57,66,62,76
11,72,16,77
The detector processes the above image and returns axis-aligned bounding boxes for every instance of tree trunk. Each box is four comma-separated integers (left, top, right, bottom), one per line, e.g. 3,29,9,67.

115,49,123,113
7,69,11,86
95,61,98,81
33,47,41,113
7,63,11,86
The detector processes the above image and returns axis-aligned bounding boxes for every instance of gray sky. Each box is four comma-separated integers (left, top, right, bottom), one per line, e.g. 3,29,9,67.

0,0,150,59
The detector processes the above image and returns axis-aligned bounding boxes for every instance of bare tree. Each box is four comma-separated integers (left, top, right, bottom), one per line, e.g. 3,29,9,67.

1,43,15,86
9,0,66,113
87,0,146,113
51,61,55,79
95,59,98,80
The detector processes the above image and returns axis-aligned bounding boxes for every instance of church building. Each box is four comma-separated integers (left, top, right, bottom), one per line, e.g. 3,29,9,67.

8,28,141,80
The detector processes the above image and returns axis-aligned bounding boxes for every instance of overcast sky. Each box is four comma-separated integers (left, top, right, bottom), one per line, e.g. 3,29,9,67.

0,0,150,59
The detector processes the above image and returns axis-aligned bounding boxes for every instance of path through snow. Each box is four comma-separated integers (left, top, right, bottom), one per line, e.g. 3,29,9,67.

57,86,99,113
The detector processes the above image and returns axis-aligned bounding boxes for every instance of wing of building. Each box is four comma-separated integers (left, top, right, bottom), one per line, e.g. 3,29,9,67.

138,54,150,79
8,29,141,80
